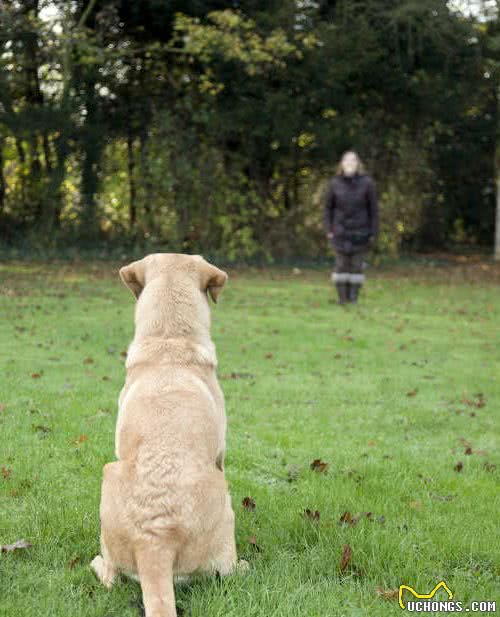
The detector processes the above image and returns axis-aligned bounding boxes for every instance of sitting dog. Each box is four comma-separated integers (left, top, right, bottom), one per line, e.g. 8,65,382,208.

91,254,242,617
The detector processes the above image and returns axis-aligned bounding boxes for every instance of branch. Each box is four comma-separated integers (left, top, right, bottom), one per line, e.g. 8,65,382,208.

76,0,98,30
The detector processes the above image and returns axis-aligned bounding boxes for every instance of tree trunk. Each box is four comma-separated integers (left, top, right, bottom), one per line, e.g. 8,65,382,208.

495,173,500,260
139,129,154,234
127,133,137,231
0,139,5,212
80,81,103,237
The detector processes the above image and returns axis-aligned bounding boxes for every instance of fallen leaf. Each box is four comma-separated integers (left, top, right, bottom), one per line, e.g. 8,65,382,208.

454,461,464,472
220,372,255,380
74,434,88,445
339,544,352,572
1,466,12,480
1,539,32,552
465,447,472,455
247,536,262,552
376,588,399,600
69,556,80,569
310,459,329,473
265,353,273,359
31,373,42,379
287,464,300,482
430,493,456,501
406,389,418,397
303,509,320,522
339,511,359,526
102,376,110,381
242,497,256,511
83,357,94,365
32,424,51,433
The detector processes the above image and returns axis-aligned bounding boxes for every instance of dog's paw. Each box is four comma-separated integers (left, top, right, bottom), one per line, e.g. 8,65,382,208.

90,555,115,589
90,555,104,577
236,559,250,573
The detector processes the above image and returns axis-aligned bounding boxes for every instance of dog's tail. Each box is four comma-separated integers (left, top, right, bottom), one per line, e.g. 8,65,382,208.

136,544,177,617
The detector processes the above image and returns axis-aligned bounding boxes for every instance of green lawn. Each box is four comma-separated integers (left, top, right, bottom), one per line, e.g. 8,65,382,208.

0,260,499,616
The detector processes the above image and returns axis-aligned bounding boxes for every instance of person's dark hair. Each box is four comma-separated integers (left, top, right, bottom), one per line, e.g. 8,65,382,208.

335,150,366,175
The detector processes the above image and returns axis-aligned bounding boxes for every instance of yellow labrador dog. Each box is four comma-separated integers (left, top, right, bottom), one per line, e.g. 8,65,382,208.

91,254,242,617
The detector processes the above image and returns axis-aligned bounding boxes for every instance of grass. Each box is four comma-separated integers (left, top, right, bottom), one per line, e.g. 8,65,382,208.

0,259,499,616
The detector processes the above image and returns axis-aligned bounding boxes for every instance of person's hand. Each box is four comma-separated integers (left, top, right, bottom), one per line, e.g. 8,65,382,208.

327,232,334,240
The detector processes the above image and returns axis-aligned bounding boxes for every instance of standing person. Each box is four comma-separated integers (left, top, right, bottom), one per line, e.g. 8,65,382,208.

323,151,379,304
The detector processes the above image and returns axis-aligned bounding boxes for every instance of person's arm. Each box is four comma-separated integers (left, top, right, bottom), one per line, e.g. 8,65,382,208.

367,178,379,240
323,180,335,237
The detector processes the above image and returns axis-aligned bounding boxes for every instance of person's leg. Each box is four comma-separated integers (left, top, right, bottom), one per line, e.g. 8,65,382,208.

347,252,365,303
331,252,349,304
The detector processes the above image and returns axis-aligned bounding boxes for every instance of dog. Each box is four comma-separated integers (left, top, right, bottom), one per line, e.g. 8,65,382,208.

91,254,243,617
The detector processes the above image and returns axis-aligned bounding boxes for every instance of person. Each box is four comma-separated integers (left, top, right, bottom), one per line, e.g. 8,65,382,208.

323,151,379,304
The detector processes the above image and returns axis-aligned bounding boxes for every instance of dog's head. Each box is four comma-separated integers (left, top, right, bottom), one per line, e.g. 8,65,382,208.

119,254,228,304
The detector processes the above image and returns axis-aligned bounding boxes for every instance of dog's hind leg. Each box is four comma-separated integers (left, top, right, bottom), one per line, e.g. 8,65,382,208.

90,554,116,588
204,493,244,576
91,462,128,588
135,544,177,617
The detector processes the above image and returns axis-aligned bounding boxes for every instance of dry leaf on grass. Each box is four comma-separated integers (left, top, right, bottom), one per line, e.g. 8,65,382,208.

376,588,399,600
1,466,12,480
454,461,464,472
303,509,320,522
247,536,262,552
310,459,329,473
287,464,300,482
430,493,456,501
32,424,51,433
1,539,32,552
339,511,360,526
242,497,256,511
69,556,80,569
409,500,423,511
339,544,352,572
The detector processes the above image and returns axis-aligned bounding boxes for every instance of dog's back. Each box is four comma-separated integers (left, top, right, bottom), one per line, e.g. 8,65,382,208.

91,254,238,617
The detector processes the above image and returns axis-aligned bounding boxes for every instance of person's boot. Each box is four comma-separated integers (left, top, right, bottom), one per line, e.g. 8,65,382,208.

348,283,361,304
336,282,349,305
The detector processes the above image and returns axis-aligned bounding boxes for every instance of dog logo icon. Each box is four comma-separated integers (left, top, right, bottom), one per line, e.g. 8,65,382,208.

399,581,453,609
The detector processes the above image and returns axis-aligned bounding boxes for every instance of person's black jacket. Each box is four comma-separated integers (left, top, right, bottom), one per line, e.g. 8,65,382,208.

323,173,379,254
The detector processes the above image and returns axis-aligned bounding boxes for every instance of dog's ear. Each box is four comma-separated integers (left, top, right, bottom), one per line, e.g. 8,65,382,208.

119,259,146,299
200,260,228,303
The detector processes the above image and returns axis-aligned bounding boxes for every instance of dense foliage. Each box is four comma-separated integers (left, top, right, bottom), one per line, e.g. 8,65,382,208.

0,0,498,258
